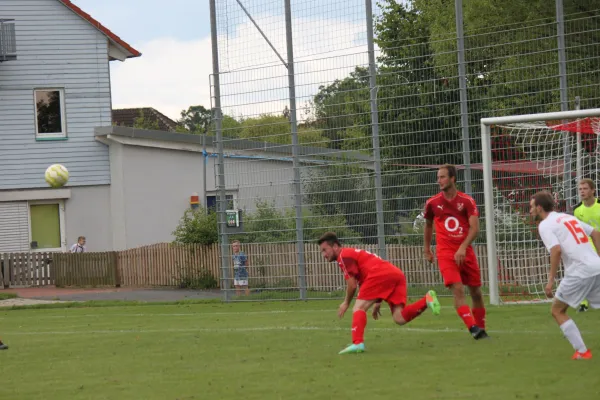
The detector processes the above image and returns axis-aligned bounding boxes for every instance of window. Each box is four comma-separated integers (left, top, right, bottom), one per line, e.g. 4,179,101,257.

206,194,236,211
29,202,65,250
34,88,67,139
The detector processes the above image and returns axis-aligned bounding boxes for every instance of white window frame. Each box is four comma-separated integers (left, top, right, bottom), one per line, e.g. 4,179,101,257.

206,191,238,209
33,88,67,140
28,200,66,252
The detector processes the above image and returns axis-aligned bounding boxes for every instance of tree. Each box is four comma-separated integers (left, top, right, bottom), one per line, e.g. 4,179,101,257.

238,114,330,148
133,110,160,131
178,105,212,134
236,200,361,244
311,67,372,152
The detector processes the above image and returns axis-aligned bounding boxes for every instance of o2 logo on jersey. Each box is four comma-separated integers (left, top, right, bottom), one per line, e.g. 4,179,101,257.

444,216,464,235
564,220,589,244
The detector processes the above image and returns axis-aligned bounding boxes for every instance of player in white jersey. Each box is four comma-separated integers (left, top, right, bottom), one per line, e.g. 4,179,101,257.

530,191,600,360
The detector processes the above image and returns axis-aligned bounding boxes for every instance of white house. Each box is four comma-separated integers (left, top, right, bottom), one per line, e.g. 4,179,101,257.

0,0,140,253
0,0,373,254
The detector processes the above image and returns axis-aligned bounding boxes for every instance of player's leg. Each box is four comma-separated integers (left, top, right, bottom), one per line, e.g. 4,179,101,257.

554,276,594,359
390,290,440,326
583,275,600,311
338,298,377,354
551,299,591,359
461,249,487,335
386,272,440,325
0,338,7,350
439,257,482,338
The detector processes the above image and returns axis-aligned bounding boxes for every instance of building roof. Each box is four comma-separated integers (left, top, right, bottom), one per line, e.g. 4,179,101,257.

112,108,179,132
58,0,141,60
94,125,373,164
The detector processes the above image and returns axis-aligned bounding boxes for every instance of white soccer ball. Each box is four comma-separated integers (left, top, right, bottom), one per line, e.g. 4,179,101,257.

45,164,69,188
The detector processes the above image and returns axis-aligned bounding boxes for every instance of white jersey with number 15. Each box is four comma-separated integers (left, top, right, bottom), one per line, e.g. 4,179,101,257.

538,211,600,278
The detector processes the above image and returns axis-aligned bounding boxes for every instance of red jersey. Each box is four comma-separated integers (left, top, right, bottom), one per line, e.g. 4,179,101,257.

336,248,397,285
424,191,479,251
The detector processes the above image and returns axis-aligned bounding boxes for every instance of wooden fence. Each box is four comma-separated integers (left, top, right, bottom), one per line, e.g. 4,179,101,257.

0,243,551,290
1,252,53,288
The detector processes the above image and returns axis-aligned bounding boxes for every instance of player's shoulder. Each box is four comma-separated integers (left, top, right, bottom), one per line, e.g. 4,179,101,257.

339,247,357,257
456,191,476,203
425,193,443,205
573,201,583,214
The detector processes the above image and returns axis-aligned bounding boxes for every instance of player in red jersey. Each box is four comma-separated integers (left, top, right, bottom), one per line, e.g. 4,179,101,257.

318,232,441,354
423,164,489,340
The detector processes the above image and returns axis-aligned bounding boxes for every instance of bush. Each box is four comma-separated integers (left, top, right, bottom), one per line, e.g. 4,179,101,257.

178,268,219,290
172,209,218,245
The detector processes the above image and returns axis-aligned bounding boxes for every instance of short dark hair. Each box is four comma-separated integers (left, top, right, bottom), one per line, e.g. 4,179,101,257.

318,232,340,246
579,178,595,192
440,164,457,182
532,191,555,212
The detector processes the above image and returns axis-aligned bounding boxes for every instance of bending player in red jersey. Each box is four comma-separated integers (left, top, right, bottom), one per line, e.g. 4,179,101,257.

423,164,488,340
318,232,441,354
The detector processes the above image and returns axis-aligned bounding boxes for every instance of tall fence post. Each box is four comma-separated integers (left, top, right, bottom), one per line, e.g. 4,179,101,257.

556,0,572,209
284,0,307,299
209,0,231,302
365,0,387,259
455,0,472,196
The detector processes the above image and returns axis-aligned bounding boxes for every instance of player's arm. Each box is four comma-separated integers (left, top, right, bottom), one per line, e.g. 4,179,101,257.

546,245,562,297
538,225,561,297
591,230,600,255
578,220,600,256
423,203,434,263
343,276,358,306
459,215,479,250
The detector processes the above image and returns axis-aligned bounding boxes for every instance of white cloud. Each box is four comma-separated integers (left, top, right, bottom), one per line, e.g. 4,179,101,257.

109,13,372,122
110,37,214,121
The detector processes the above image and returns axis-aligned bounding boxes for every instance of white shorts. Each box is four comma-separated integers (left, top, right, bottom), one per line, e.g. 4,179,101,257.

555,274,600,309
234,279,248,286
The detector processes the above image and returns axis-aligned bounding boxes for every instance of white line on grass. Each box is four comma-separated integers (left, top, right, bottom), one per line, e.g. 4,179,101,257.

0,309,338,319
2,326,567,336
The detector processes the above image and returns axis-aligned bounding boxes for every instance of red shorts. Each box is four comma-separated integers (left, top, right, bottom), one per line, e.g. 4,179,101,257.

437,246,481,287
356,267,407,311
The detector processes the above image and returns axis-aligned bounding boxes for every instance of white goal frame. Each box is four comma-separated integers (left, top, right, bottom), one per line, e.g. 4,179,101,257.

481,108,600,305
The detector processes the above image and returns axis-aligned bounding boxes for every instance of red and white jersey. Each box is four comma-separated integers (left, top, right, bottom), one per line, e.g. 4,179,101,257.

336,248,397,285
538,211,600,278
424,191,479,251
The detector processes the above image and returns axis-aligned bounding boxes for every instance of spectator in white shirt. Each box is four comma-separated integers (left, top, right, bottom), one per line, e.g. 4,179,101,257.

70,236,86,253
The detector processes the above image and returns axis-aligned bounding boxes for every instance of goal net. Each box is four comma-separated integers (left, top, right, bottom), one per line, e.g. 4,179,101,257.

481,109,600,304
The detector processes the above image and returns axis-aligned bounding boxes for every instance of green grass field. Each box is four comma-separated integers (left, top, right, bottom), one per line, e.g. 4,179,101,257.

0,298,599,400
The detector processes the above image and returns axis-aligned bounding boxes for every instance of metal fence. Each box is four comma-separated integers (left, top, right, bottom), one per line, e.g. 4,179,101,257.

208,0,600,301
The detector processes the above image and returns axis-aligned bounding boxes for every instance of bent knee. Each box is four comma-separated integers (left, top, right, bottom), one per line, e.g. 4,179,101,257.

392,308,406,325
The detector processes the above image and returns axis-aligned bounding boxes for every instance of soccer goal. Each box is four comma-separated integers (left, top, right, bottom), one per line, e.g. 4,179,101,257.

481,108,600,305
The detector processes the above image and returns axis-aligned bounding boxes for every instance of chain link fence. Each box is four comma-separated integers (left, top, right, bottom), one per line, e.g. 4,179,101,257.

208,0,600,301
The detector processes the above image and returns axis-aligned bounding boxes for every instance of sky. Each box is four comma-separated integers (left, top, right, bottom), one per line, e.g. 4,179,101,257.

70,0,371,122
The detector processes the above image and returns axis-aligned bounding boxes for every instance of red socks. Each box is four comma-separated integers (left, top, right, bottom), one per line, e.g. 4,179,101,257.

401,297,427,323
472,307,486,329
456,305,476,329
351,310,367,344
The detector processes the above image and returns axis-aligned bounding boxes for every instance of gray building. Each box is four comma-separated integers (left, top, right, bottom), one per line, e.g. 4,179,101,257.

94,126,372,250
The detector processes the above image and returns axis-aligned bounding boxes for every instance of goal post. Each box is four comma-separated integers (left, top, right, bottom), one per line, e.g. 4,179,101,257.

481,108,600,305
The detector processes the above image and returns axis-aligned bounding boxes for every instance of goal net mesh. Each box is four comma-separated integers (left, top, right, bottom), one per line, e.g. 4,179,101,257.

490,117,600,303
